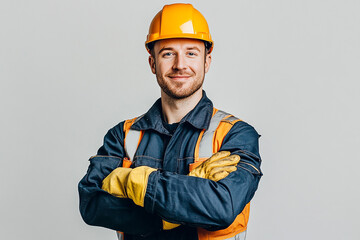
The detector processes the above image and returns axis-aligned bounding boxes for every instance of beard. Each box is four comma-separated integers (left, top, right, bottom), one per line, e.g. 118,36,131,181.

156,71,205,100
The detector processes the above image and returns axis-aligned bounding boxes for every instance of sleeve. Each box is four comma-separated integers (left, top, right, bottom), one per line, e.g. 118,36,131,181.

78,122,163,235
143,121,262,231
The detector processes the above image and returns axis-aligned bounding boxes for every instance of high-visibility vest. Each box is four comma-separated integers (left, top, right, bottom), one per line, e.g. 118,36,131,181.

118,108,249,240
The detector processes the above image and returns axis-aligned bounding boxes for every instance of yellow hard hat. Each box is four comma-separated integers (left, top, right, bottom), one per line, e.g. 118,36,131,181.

145,3,213,54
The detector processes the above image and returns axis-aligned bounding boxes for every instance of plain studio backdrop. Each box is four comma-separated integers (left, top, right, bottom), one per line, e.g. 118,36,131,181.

1,0,359,239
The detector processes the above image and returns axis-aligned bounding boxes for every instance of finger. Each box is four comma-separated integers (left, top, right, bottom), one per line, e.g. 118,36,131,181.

208,166,237,177
208,165,238,181
228,154,241,163
206,155,240,169
204,151,231,165
221,155,240,165
208,171,229,181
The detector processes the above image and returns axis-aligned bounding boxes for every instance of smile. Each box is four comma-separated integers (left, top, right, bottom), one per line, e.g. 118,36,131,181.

168,75,191,79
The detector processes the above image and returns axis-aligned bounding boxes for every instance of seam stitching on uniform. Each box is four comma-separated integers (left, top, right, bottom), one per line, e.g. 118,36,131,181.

177,157,194,161
239,161,260,173
151,172,159,213
238,164,260,175
134,155,162,161
233,149,261,161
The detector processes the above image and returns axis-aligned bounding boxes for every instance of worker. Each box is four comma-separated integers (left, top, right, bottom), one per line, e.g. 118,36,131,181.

78,3,262,240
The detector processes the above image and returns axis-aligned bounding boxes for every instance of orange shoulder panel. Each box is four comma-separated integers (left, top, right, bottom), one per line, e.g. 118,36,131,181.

213,118,242,153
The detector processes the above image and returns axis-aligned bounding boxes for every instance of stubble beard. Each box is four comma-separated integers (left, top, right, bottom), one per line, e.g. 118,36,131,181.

156,72,205,100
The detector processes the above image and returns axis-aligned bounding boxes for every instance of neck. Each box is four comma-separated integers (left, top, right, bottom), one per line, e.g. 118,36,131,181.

161,89,203,124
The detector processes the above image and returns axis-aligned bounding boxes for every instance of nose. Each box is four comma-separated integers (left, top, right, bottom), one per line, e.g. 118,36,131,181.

173,54,187,71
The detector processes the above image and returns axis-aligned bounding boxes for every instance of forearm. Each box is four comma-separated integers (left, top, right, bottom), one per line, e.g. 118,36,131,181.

143,167,261,231
143,122,262,230
79,183,162,234
78,155,162,235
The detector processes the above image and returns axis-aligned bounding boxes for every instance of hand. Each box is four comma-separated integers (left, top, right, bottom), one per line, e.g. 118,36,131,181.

103,166,179,230
189,151,240,181
102,167,133,198
102,166,157,208
125,166,157,207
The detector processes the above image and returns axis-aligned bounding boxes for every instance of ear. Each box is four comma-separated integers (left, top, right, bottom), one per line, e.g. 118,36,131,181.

204,53,212,73
148,55,156,74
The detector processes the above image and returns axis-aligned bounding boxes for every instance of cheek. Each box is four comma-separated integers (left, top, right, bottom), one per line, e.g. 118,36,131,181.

192,62,205,74
157,62,172,74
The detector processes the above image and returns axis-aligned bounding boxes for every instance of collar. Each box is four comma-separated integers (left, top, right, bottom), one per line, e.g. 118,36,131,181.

131,91,214,134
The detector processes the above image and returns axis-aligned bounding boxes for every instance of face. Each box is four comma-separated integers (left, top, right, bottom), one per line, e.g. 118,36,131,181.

149,38,211,100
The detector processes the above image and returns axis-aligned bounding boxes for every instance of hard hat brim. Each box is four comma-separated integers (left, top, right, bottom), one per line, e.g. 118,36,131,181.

145,35,213,54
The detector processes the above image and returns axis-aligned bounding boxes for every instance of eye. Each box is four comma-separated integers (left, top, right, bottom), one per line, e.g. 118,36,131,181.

162,52,174,57
187,52,198,57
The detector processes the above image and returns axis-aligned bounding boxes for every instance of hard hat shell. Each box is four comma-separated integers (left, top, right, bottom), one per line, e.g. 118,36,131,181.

145,3,213,53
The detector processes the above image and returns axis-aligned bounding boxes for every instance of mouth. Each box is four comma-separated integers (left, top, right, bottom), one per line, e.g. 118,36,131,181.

168,75,191,80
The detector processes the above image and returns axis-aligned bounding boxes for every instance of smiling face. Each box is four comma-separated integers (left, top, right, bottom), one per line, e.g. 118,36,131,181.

149,38,211,100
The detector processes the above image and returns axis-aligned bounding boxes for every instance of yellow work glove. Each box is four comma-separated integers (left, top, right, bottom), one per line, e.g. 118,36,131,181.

189,151,240,181
162,220,181,230
104,166,180,230
163,151,240,230
102,167,133,198
126,166,157,207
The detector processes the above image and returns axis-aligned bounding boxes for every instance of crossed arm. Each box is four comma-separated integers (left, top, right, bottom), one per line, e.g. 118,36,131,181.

78,121,262,235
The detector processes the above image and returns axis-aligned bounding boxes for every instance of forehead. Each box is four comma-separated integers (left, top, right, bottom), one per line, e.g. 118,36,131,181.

155,38,205,51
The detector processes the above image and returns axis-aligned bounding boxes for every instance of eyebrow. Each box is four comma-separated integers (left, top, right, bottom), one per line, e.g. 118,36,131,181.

158,47,173,54
158,46,201,54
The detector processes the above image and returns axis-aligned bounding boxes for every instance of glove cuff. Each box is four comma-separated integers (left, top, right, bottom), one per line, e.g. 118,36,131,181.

126,166,157,207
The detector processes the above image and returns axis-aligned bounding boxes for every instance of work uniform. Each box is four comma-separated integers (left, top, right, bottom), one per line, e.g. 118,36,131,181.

78,92,262,240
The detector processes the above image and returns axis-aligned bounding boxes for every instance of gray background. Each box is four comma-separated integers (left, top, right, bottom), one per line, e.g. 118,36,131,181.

1,0,359,239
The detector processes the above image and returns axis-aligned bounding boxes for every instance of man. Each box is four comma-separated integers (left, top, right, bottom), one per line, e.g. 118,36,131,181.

79,3,262,240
